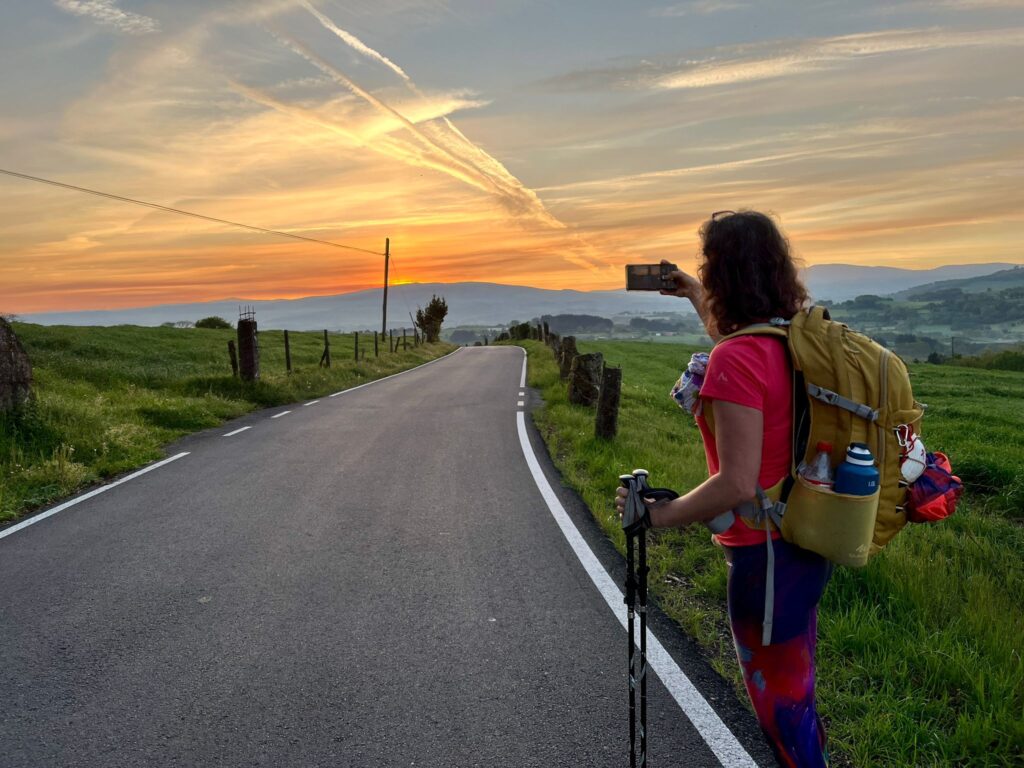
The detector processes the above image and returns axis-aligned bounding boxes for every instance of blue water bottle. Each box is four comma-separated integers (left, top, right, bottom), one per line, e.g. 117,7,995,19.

833,443,880,496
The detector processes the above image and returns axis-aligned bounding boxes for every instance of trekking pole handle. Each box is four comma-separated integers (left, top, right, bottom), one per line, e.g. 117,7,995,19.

635,468,733,533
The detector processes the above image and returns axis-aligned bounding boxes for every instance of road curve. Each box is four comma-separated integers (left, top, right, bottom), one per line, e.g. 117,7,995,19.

0,346,773,767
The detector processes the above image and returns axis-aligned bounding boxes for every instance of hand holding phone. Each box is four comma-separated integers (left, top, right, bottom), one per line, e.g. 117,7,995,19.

625,263,678,291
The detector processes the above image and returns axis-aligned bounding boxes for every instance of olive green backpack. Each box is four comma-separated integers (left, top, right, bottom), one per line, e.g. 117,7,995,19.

704,307,924,642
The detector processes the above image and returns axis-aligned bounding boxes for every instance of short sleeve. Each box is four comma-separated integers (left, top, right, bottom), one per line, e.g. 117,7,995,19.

700,337,766,411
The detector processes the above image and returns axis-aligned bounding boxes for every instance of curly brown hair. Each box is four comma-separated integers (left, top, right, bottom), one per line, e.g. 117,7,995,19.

698,210,809,336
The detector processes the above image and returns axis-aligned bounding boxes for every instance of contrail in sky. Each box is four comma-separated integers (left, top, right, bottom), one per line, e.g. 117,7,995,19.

300,0,413,82
232,80,494,193
294,1,613,271
274,30,579,238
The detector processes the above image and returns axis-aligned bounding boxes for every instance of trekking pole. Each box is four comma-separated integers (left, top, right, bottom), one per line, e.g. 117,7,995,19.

632,469,651,766
619,473,639,768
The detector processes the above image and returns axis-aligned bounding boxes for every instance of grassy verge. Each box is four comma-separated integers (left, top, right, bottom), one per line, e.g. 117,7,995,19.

1,323,454,525
514,338,1023,768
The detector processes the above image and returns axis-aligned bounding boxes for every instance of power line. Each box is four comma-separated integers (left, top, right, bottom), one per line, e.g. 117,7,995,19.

0,167,385,256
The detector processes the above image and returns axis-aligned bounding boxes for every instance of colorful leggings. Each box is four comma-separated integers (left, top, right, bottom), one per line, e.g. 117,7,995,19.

724,538,833,768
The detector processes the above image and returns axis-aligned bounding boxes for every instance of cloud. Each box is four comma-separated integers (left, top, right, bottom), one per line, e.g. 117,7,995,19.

540,26,1024,92
291,3,611,270
54,0,159,34
652,1,750,17
656,27,1024,89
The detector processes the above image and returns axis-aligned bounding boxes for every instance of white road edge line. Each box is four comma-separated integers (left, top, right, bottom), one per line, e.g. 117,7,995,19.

0,452,191,542
271,410,292,419
514,384,756,765
303,400,321,407
519,350,527,388
223,426,252,437
327,347,461,399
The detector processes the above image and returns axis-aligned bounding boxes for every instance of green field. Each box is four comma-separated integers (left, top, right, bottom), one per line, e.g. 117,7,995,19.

516,338,1023,767
0,323,453,525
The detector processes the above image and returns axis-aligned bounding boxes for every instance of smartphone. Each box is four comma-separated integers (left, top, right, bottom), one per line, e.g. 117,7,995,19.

626,263,678,292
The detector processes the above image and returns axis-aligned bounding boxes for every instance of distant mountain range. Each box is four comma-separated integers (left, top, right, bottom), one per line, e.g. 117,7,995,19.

19,283,693,331
803,262,1018,301
18,262,1019,330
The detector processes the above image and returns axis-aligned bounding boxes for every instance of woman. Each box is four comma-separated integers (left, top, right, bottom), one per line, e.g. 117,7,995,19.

616,210,832,767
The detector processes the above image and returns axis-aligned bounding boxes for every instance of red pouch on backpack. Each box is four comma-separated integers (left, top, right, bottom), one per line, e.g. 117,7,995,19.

905,452,962,523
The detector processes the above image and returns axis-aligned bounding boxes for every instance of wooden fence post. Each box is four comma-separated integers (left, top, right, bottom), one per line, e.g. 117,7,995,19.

319,330,331,368
558,336,578,380
595,365,622,439
284,330,292,374
227,340,239,378
402,328,407,351
374,331,379,358
390,329,395,353
354,331,359,362
568,353,603,407
237,316,259,381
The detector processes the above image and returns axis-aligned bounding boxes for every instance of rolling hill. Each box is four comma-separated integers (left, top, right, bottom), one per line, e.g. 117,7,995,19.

894,265,1024,299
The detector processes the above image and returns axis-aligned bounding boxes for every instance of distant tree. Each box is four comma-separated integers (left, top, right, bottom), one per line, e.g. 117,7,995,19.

508,322,533,340
927,352,945,365
196,316,232,329
415,295,448,343
449,329,480,344
541,313,613,335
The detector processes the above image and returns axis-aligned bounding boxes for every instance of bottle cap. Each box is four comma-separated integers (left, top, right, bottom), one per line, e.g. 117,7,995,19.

815,441,833,452
845,443,875,466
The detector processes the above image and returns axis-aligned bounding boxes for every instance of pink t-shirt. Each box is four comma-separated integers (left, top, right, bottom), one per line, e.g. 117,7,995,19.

695,335,792,547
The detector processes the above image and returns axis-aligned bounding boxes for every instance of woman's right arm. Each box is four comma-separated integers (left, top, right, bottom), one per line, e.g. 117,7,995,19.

659,260,721,342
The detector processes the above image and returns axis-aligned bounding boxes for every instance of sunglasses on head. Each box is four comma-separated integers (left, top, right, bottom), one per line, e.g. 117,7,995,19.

711,210,735,221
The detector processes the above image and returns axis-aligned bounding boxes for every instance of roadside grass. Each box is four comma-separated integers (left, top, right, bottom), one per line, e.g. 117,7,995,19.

0,323,453,525
515,338,1023,768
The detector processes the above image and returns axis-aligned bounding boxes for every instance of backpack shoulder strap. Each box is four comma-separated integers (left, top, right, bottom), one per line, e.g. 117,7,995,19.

716,318,790,346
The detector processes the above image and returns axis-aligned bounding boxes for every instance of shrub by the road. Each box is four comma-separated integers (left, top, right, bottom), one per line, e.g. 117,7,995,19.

195,316,232,329
514,338,1023,768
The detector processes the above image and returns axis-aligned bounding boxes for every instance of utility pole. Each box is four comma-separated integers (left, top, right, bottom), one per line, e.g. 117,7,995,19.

381,237,390,339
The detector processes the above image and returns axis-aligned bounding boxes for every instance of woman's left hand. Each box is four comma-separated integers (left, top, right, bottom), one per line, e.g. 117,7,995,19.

616,485,673,528
615,486,629,520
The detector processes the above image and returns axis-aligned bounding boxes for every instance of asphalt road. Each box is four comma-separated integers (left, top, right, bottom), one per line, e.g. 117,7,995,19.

0,346,773,767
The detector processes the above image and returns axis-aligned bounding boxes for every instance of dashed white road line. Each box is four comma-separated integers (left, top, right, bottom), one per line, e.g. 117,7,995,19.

519,391,525,396
514,356,757,767
517,401,525,407
519,350,527,388
0,453,191,542
303,400,321,407
271,410,292,419
1,349,468,546
327,347,462,399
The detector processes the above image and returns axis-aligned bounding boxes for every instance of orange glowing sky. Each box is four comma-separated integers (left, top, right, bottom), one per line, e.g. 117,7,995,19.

2,0,1023,313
